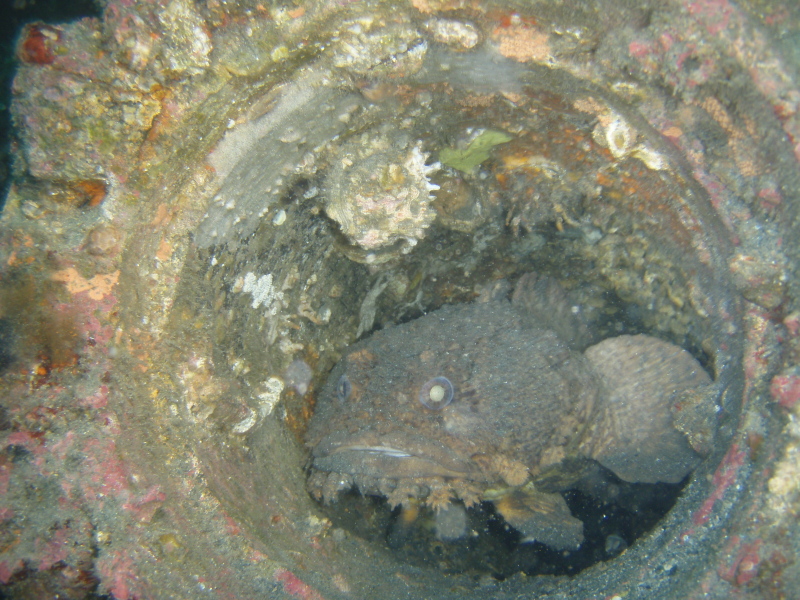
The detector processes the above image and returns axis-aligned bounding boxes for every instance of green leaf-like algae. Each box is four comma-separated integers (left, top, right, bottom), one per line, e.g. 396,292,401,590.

439,130,513,173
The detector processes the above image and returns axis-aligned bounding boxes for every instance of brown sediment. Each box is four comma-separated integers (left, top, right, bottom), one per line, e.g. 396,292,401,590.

0,272,81,375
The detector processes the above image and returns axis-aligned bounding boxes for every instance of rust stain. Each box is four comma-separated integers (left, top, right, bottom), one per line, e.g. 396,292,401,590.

71,180,108,207
19,23,59,65
150,204,173,227
155,239,174,262
595,171,614,187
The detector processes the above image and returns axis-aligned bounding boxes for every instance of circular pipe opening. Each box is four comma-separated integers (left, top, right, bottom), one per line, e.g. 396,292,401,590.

180,50,745,585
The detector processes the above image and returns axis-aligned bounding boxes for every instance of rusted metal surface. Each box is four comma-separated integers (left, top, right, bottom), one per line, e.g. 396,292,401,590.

0,1,798,598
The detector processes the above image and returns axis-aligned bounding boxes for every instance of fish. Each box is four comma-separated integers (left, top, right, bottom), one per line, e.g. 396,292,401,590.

305,274,715,551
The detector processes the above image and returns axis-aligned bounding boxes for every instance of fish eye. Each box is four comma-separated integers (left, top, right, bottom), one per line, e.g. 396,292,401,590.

336,374,352,403
419,376,454,410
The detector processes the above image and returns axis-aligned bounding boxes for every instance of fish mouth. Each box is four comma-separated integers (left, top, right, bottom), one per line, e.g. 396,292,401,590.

312,429,488,481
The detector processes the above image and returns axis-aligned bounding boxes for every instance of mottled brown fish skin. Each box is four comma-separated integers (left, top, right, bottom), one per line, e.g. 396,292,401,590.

306,301,601,506
305,291,715,551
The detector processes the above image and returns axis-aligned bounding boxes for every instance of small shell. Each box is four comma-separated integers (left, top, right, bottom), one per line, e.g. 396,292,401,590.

632,143,669,171
272,209,287,225
423,18,480,50
419,376,454,410
605,114,636,159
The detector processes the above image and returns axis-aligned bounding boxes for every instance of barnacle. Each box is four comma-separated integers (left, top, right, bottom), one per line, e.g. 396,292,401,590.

604,114,636,159
324,131,440,259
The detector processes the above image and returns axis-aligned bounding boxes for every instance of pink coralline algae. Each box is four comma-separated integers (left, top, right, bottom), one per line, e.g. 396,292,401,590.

274,568,325,600
691,443,748,527
95,552,139,600
770,373,800,409
686,0,735,36
717,536,763,587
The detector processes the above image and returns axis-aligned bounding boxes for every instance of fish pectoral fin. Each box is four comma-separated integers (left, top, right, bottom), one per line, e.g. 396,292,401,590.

492,488,584,551
582,334,713,484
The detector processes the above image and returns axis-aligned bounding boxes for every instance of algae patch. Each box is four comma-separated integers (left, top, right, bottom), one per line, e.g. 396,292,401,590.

439,129,512,173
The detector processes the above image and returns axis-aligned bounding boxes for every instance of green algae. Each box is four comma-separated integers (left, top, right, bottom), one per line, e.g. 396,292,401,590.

439,129,512,173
